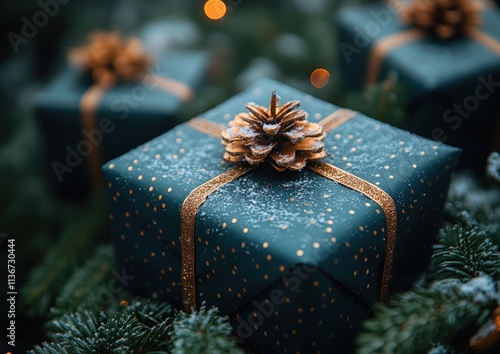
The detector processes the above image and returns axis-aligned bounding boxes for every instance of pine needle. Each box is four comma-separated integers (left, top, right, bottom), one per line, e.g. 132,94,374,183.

170,304,244,354
433,225,500,281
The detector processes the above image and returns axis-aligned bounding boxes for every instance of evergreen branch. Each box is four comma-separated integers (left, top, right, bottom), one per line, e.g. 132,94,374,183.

126,298,172,328
20,192,109,317
433,225,500,281
123,298,173,352
30,342,70,354
47,310,102,353
444,174,500,244
444,201,500,242
357,277,498,354
35,298,174,354
94,311,143,353
487,152,500,184
135,320,172,352
51,244,118,318
170,304,244,354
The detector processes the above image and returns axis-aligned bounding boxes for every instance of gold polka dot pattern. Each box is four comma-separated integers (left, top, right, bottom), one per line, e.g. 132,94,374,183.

102,79,462,353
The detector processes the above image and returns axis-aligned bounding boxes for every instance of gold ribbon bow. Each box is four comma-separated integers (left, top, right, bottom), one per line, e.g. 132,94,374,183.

181,92,398,311
366,0,500,85
70,32,194,188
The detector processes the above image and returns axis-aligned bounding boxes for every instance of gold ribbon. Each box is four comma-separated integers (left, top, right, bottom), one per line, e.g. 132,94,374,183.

79,82,114,187
365,29,424,86
73,32,193,188
366,1,500,85
307,162,396,303
180,165,255,310
182,108,397,311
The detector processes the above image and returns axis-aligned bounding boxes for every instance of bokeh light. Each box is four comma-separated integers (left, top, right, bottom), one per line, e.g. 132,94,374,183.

204,0,227,20
310,68,331,88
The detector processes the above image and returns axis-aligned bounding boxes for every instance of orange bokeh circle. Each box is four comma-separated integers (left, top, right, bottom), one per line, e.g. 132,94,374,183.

310,68,331,88
204,0,227,20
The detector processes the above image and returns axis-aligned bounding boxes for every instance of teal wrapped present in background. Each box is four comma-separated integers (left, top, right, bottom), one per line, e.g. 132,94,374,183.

103,79,460,353
336,0,500,170
35,32,209,198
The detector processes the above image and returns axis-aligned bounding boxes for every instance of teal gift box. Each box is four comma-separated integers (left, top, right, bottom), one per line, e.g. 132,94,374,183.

103,79,460,353
336,1,500,170
35,47,208,198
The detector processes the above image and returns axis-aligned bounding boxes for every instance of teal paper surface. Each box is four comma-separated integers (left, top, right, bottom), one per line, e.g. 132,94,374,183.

103,79,460,353
35,50,208,197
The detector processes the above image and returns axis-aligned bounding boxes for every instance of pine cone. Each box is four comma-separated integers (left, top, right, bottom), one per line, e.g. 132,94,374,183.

221,91,326,172
70,32,152,84
402,0,483,39
114,38,153,81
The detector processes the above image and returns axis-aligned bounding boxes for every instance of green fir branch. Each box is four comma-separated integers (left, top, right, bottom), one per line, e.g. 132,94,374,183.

33,298,175,354
444,174,500,243
50,244,119,318
170,304,244,354
357,277,498,354
126,298,172,328
432,225,500,281
124,298,173,352
93,312,144,353
31,341,70,354
48,310,103,353
135,321,172,353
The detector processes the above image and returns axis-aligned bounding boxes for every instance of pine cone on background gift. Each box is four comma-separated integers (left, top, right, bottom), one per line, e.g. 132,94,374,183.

401,0,483,39
70,32,152,84
222,91,326,171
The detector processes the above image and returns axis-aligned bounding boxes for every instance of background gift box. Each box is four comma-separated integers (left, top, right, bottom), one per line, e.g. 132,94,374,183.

336,0,500,170
103,78,461,353
35,33,209,198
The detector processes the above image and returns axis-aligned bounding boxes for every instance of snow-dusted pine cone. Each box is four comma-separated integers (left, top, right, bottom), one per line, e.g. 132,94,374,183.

221,90,326,172
401,0,483,39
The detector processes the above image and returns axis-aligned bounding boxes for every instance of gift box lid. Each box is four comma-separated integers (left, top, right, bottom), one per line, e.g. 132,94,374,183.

34,50,208,116
103,78,461,313
336,3,500,102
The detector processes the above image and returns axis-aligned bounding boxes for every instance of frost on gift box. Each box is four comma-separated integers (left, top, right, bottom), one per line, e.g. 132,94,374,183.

103,79,460,353
336,0,500,169
34,32,208,198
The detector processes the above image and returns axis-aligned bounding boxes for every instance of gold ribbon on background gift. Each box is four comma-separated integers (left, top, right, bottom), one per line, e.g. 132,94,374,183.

70,32,194,188
180,96,397,311
366,0,500,85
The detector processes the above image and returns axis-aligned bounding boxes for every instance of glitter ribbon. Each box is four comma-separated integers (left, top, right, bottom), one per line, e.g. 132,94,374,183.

366,0,500,85
72,32,193,188
182,108,397,311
